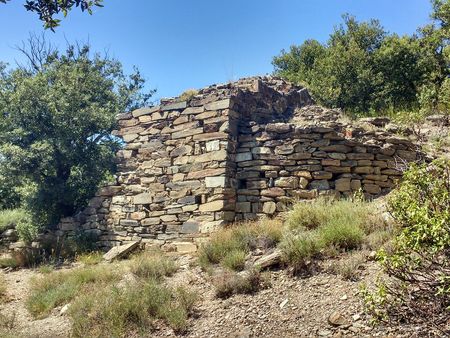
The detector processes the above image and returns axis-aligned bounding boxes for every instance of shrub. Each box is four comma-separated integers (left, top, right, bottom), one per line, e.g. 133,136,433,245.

286,197,383,235
280,231,322,273
0,209,27,232
318,219,364,251
221,249,246,271
328,251,367,281
213,268,263,299
0,257,18,269
26,265,120,318
69,280,197,337
364,160,450,332
129,252,177,280
199,219,283,270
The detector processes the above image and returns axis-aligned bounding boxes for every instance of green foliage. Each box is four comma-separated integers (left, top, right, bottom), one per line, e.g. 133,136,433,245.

273,3,450,116
69,280,197,337
198,220,283,270
0,209,26,231
0,0,104,30
75,251,104,266
0,173,20,210
281,197,386,273
26,264,120,318
0,38,153,229
280,231,322,272
129,252,178,280
364,160,450,329
221,249,247,271
319,220,364,250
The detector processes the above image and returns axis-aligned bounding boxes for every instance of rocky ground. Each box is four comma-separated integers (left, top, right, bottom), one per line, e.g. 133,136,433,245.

0,252,441,338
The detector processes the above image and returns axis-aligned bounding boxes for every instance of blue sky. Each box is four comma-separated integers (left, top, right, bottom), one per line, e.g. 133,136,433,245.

0,0,432,101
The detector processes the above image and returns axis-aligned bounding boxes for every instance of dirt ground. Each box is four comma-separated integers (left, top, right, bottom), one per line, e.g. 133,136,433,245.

0,253,442,338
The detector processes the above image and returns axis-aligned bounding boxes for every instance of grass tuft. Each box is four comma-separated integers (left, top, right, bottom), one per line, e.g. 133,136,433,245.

199,219,283,271
69,280,197,337
26,265,120,318
213,268,264,299
76,251,104,266
129,252,177,280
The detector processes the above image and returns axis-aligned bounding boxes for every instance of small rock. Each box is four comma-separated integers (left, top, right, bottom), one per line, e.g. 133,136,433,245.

352,313,361,321
279,298,289,309
328,311,349,327
60,303,70,316
340,294,348,300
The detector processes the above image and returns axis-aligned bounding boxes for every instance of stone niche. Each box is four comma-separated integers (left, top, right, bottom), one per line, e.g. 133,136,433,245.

57,76,423,252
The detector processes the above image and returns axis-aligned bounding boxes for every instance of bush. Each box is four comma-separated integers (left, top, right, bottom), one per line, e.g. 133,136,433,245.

199,220,283,270
319,220,364,250
213,268,263,299
221,249,246,271
286,197,382,235
328,251,367,281
69,280,197,337
0,209,25,232
26,264,120,318
280,231,322,273
129,252,177,280
364,160,450,332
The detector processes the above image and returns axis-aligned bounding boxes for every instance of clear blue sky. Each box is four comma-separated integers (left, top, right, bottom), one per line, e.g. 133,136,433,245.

0,0,432,101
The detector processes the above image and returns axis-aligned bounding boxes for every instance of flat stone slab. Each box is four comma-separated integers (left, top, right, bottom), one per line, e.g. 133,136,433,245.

253,249,282,269
103,241,140,261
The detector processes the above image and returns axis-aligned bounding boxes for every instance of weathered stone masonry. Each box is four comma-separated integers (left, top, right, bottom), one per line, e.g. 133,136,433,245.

57,77,422,252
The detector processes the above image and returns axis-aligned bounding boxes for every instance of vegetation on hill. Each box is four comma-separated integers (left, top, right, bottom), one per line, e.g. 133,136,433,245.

363,159,450,332
273,0,450,117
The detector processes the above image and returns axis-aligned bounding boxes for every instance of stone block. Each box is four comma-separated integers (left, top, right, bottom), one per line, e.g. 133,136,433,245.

309,180,330,190
275,177,298,189
335,178,351,192
161,101,187,111
199,200,225,212
312,171,333,180
236,152,253,162
181,221,200,234
133,193,152,205
205,176,227,188
205,99,233,111
262,201,277,214
236,202,251,213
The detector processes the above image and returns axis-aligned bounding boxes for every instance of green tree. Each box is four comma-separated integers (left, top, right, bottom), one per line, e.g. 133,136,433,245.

0,0,103,29
0,37,153,229
273,1,450,116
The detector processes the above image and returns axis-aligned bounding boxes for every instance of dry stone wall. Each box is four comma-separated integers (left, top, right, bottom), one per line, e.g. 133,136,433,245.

56,77,423,252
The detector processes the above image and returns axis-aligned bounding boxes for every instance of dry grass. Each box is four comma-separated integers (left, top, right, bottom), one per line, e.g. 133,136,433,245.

213,268,266,299
69,280,197,337
0,275,7,303
198,219,283,271
129,251,177,280
76,251,104,266
328,251,367,281
27,264,121,318
281,197,388,273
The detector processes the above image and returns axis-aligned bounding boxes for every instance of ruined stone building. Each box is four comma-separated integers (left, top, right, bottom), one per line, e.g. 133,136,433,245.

57,77,422,252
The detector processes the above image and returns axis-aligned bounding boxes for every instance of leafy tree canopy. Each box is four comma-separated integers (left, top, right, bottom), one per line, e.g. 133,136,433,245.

0,0,103,29
273,1,450,116
0,35,154,228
